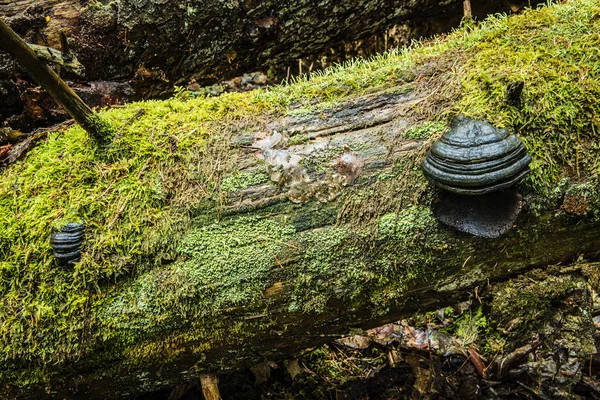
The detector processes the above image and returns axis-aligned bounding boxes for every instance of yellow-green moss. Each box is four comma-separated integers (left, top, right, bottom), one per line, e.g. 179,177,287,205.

455,2,600,197
0,93,268,371
402,121,446,140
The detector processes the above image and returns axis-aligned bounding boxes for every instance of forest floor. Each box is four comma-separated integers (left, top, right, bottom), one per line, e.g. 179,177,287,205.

141,289,600,400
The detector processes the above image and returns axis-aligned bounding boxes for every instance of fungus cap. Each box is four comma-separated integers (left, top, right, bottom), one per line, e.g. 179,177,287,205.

422,116,531,195
50,222,85,266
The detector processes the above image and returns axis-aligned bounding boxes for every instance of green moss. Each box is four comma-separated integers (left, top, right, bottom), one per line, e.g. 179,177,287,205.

402,121,446,140
87,113,116,146
455,2,600,198
289,205,447,314
480,267,597,358
101,215,296,339
289,227,351,313
378,205,439,243
0,92,267,376
488,269,578,343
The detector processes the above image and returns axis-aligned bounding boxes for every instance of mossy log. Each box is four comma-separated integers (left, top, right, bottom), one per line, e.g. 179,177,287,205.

1,1,600,398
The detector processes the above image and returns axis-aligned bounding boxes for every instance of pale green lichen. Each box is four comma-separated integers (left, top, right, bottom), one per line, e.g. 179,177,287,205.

103,215,296,337
378,205,439,243
220,172,269,192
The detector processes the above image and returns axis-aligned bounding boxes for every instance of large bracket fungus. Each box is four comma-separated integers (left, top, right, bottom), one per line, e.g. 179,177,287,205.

422,116,531,238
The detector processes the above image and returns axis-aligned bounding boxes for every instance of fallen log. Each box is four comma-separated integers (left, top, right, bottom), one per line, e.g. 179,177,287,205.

0,0,599,398
0,0,537,130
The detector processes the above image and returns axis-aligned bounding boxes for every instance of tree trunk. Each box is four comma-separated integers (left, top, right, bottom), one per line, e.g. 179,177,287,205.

0,0,536,130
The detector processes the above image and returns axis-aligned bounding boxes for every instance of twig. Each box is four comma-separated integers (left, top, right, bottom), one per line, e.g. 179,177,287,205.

199,373,222,400
114,108,146,141
463,0,473,20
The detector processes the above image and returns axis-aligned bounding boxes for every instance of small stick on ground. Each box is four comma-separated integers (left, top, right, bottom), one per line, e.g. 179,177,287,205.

199,373,222,400
463,0,473,20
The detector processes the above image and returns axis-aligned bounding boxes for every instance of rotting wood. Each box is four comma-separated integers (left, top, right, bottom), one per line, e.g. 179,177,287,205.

6,87,598,399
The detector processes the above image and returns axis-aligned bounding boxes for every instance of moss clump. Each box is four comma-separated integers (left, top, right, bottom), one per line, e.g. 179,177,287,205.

288,226,351,313
0,92,268,374
561,178,600,216
378,205,439,243
477,267,598,362
85,113,116,146
101,215,296,340
488,268,580,345
402,121,446,140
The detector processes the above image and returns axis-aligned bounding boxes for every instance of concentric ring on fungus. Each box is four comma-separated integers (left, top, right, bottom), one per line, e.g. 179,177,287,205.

50,222,85,266
422,116,531,195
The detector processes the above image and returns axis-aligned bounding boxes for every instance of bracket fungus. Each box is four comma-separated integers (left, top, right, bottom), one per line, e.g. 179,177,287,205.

422,116,531,238
50,222,85,266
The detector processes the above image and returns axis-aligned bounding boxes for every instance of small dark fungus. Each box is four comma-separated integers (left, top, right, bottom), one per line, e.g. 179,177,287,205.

50,222,85,266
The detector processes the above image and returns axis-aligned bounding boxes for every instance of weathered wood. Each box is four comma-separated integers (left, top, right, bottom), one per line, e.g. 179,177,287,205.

0,0,541,133
0,18,112,144
200,374,222,400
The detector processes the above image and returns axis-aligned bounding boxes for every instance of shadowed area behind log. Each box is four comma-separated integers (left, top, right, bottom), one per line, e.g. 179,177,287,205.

0,0,541,132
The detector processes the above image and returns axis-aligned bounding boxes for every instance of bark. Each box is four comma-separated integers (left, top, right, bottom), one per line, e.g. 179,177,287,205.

200,374,222,400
